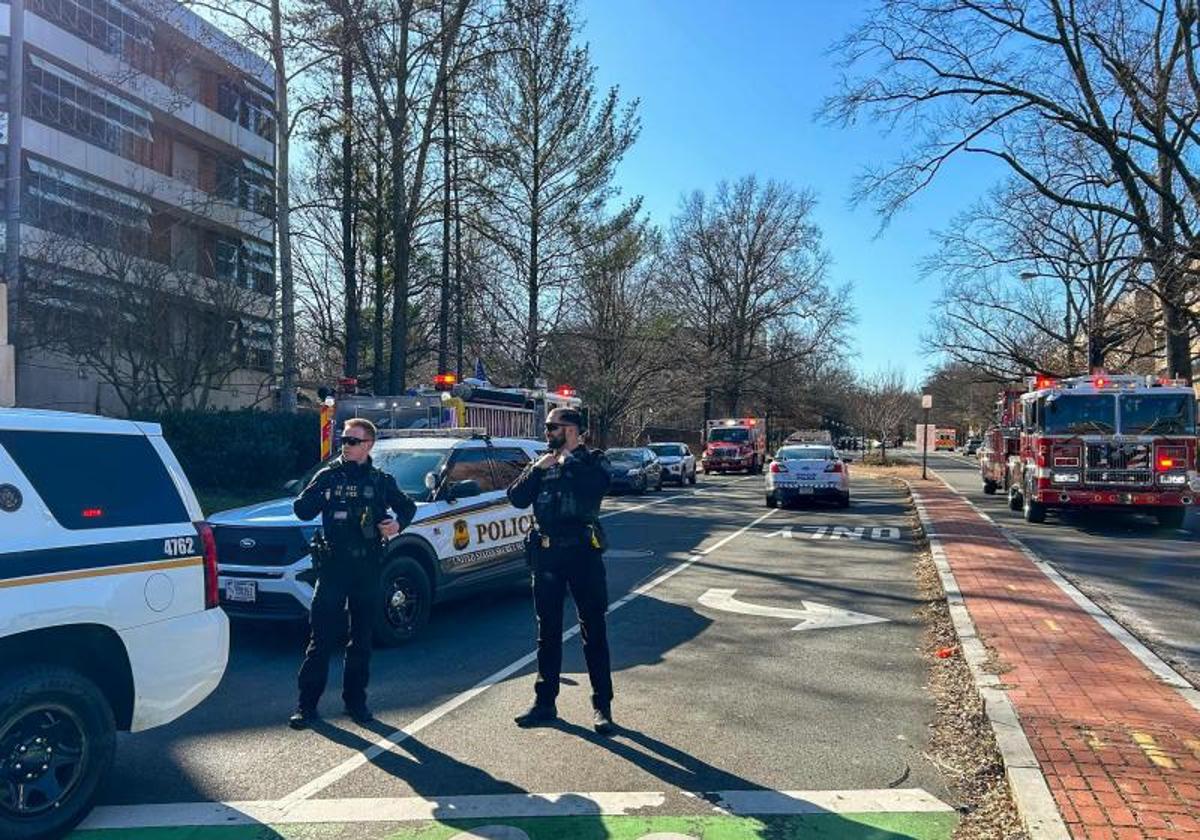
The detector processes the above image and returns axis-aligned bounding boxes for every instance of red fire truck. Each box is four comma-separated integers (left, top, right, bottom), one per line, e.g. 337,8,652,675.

1004,374,1198,527
701,418,767,474
979,387,1025,497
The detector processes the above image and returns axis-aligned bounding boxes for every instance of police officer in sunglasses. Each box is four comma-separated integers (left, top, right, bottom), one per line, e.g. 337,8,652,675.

289,418,415,729
507,407,616,734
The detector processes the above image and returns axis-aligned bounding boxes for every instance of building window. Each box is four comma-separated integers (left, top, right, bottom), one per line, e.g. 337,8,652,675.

216,77,275,142
215,156,274,218
237,316,273,371
213,234,238,283
24,157,151,254
210,234,272,295
25,53,154,163
29,0,154,65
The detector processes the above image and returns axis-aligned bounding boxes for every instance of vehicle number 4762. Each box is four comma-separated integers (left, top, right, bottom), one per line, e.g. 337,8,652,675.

164,536,196,557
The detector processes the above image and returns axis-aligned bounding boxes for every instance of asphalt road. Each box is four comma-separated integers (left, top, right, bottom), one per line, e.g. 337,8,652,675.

925,451,1200,686
77,474,959,839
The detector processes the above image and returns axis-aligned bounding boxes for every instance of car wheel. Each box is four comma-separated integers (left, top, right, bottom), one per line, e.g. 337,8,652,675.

1008,485,1022,511
0,666,116,840
688,469,696,485
374,554,433,646
1155,507,1186,529
1022,480,1046,524
765,493,776,508
656,474,663,491
838,492,850,508
983,479,997,495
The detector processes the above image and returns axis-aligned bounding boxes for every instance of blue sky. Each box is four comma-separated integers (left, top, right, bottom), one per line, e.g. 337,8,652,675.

577,0,1003,380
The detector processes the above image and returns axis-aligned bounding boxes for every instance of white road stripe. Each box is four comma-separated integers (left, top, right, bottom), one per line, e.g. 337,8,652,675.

598,475,756,520
277,503,779,807
80,788,952,830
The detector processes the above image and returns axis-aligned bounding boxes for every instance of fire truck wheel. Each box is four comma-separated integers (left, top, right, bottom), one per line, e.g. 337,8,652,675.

1155,507,1186,529
1008,486,1022,511
1022,481,1046,524
982,479,998,495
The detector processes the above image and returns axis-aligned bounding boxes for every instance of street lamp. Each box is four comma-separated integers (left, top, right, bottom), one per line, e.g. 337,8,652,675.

921,393,932,480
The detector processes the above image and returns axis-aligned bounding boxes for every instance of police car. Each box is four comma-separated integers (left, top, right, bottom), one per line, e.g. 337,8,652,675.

0,409,228,840
212,430,546,646
764,443,852,508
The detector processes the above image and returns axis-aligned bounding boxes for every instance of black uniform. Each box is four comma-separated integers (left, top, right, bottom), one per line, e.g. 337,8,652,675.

507,445,613,711
293,456,416,714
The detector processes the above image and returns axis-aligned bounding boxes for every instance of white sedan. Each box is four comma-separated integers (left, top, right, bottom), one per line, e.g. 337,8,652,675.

765,444,851,508
647,442,697,485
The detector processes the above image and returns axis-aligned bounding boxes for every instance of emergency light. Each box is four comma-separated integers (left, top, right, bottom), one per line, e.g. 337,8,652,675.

433,373,458,391
556,385,577,397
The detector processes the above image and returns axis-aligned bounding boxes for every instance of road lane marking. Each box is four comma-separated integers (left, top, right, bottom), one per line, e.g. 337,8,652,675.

277,504,780,806
79,788,953,830
763,525,903,541
698,588,889,631
599,475,756,520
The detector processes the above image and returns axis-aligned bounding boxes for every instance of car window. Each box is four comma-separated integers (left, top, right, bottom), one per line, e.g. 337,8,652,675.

444,447,497,492
372,449,451,502
777,446,834,461
648,444,684,457
0,430,188,529
607,450,640,464
490,446,530,488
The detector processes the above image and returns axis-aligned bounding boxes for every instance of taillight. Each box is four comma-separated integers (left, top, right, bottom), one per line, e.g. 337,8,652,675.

825,461,843,473
770,462,787,473
195,522,219,609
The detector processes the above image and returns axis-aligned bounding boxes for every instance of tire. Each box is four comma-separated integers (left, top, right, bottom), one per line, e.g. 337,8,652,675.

1008,485,1022,511
837,492,850,508
655,474,663,492
0,666,116,840
1155,507,1186,529
1022,481,1046,524
633,476,646,495
765,493,776,508
688,468,697,486
374,554,433,646
983,479,997,495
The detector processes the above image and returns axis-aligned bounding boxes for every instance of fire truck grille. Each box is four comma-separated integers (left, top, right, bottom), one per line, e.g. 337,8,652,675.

1085,443,1151,485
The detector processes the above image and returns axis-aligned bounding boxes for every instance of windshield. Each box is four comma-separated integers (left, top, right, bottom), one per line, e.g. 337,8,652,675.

709,428,749,443
607,449,643,465
1120,394,1197,436
648,444,685,457
1042,395,1116,435
777,446,834,461
292,448,451,504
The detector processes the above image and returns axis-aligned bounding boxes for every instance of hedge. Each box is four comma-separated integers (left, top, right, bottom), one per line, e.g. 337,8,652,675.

139,409,322,491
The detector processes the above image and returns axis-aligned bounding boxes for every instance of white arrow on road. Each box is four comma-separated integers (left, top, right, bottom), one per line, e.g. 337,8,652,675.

698,588,889,631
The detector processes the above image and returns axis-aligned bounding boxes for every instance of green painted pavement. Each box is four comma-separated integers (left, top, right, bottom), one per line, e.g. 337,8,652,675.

72,811,957,840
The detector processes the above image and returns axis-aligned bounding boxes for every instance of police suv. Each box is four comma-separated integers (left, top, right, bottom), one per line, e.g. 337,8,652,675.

0,409,228,840
213,430,545,645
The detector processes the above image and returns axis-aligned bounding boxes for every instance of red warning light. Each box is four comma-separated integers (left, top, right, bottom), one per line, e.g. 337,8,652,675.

1158,457,1175,470
555,385,577,398
1093,376,1108,388
1034,376,1056,390
432,373,457,391
81,508,104,519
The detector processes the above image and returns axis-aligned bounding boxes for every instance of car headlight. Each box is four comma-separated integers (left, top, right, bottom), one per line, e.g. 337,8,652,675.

1159,473,1187,485
1051,472,1080,484
627,468,640,476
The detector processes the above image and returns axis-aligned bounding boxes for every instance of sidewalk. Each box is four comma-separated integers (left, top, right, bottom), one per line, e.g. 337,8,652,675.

912,479,1200,839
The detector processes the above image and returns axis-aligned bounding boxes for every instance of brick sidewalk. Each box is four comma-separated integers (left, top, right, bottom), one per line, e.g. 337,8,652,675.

913,480,1200,839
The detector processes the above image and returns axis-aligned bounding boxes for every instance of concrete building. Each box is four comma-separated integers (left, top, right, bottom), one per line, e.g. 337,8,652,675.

0,0,276,413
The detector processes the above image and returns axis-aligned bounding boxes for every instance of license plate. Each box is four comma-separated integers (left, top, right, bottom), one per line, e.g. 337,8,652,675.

794,487,814,495
799,474,816,480
225,580,257,603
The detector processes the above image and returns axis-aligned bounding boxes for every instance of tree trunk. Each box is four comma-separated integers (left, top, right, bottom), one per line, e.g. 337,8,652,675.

272,0,296,411
372,121,385,392
387,6,412,394
342,45,359,379
438,63,451,373
452,111,463,380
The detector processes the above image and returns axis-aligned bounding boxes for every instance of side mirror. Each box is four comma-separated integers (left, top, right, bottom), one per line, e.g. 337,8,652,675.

448,479,482,502
284,479,300,494
424,472,438,492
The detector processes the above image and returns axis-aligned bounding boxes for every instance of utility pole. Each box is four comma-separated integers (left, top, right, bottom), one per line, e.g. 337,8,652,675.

921,393,932,480
2,0,24,407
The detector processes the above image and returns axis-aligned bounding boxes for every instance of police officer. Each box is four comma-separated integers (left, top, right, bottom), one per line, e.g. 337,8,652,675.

289,418,416,729
507,407,615,734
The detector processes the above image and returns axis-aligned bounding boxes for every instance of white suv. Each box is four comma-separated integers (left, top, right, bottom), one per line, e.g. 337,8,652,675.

0,409,229,840
212,432,545,646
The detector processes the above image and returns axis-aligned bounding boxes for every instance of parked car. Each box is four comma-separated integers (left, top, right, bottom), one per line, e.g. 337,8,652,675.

764,443,851,508
964,438,983,455
604,447,663,494
212,431,545,645
647,442,696,485
1,409,228,840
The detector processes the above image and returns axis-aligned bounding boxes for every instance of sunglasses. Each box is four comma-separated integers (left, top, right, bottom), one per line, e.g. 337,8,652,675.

341,436,369,447
545,423,567,431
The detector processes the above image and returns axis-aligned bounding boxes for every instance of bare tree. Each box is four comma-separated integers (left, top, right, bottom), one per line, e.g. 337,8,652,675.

471,0,640,386
824,0,1200,380
851,368,915,463
667,176,848,417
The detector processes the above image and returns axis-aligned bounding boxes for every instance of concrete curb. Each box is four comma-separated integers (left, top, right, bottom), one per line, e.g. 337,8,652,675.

906,484,1072,840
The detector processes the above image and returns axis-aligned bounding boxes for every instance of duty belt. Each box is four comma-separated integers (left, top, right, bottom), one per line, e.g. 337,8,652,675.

537,525,603,550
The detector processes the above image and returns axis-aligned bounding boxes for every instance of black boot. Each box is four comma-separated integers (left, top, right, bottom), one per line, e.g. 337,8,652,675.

592,705,615,735
288,708,319,730
345,705,374,725
514,703,558,728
